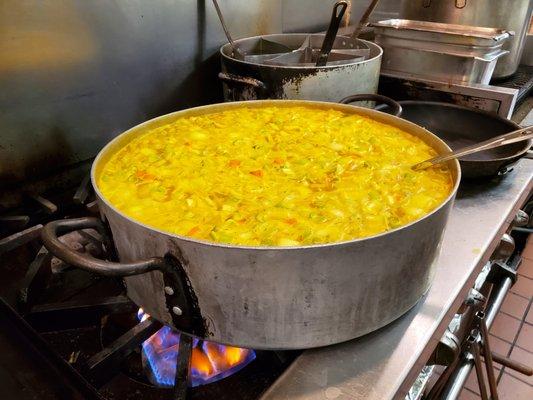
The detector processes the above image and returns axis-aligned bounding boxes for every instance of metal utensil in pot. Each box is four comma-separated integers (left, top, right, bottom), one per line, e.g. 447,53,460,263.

342,95,533,179
413,127,533,171
264,1,349,67
350,0,380,41
211,0,245,60
315,1,349,67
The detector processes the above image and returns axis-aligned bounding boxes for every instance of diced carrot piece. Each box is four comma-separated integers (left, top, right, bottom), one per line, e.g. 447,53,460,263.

228,159,241,167
135,170,156,181
283,218,297,225
250,170,263,177
187,226,200,236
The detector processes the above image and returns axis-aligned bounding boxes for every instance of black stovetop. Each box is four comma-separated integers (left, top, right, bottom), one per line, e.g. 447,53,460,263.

0,184,298,400
492,65,533,106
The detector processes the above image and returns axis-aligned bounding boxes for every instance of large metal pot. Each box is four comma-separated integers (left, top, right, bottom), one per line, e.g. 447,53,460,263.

400,0,533,79
42,99,460,350
219,34,382,101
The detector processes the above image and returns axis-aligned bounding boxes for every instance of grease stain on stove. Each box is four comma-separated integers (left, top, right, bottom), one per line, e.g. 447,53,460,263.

472,248,481,254
325,386,343,399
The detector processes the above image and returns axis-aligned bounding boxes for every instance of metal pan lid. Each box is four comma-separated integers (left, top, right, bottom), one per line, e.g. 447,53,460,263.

370,19,513,41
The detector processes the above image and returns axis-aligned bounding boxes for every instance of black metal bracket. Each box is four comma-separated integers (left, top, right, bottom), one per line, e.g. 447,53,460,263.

173,333,193,400
162,254,208,338
82,317,162,387
18,247,53,313
25,295,137,332
0,224,43,255
487,261,518,285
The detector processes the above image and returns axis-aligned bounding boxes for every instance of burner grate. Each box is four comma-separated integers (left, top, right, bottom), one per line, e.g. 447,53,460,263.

0,179,299,400
493,65,533,106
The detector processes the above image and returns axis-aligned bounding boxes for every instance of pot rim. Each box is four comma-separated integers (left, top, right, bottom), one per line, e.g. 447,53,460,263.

91,99,461,251
219,34,383,70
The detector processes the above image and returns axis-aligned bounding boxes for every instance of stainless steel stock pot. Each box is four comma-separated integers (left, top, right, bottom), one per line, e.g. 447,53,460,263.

42,99,460,349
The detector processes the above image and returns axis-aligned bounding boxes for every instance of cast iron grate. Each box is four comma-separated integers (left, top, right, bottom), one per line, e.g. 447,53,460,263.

492,65,533,106
0,181,298,400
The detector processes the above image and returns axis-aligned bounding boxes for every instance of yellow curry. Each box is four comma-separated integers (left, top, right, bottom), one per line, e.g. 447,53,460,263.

98,106,452,246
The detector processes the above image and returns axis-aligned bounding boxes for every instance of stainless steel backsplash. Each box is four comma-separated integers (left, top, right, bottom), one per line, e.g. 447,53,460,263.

0,0,281,189
0,0,398,192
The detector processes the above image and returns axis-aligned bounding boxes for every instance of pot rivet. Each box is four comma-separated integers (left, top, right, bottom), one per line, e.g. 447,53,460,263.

172,306,183,316
164,286,175,296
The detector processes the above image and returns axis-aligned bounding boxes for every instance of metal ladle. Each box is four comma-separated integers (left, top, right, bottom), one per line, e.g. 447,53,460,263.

211,0,245,60
413,126,533,170
264,1,349,67
315,1,349,66
350,0,380,41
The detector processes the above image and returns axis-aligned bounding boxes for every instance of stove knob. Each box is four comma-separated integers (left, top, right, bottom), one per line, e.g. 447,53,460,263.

493,233,515,260
514,210,529,227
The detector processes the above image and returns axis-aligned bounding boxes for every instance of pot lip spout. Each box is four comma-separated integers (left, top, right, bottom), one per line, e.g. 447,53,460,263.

91,100,461,251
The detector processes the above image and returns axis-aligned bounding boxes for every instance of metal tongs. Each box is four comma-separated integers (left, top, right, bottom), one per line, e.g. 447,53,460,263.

413,126,533,170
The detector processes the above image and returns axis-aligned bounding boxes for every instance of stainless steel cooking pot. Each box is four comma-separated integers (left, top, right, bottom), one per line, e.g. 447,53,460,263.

41,99,460,350
219,34,383,102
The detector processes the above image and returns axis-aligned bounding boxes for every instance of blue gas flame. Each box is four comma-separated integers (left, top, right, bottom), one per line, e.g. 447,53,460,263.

137,308,256,387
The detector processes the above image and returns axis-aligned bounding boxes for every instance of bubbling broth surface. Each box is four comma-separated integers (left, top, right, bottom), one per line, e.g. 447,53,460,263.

98,106,453,246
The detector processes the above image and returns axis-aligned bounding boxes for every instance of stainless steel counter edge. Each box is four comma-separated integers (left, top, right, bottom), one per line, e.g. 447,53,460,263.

260,159,533,400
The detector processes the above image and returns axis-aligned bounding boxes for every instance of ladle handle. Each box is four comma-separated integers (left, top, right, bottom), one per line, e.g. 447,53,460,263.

212,0,244,59
316,1,349,67
413,126,533,171
41,217,166,277
350,0,380,40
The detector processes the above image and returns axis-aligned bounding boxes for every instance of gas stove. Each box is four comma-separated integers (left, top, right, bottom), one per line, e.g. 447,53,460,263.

0,182,299,400
1,118,533,400
2,161,532,400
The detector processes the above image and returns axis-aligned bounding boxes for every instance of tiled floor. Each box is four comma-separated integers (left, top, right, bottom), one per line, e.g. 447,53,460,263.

459,237,533,399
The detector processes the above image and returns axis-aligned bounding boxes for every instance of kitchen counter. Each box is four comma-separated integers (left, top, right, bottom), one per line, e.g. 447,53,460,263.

261,159,533,398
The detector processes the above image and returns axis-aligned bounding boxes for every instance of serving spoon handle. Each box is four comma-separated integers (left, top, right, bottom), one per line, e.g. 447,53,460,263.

412,126,533,171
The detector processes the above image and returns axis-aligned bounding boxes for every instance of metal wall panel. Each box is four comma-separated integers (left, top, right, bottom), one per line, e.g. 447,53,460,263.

0,0,282,187
282,0,400,33
0,0,398,189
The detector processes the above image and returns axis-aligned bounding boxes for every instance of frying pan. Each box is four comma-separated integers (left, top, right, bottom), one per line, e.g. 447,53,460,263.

341,94,531,179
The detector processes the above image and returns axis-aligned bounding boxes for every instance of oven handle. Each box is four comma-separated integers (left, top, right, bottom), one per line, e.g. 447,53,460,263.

339,93,403,117
41,217,167,277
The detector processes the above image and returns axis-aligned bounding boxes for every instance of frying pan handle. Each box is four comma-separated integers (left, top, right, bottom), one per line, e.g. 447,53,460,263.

41,217,166,277
339,94,403,117
218,72,267,91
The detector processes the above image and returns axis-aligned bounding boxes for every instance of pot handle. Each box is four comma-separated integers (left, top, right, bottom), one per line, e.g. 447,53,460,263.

41,217,167,277
339,94,403,117
218,72,267,91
